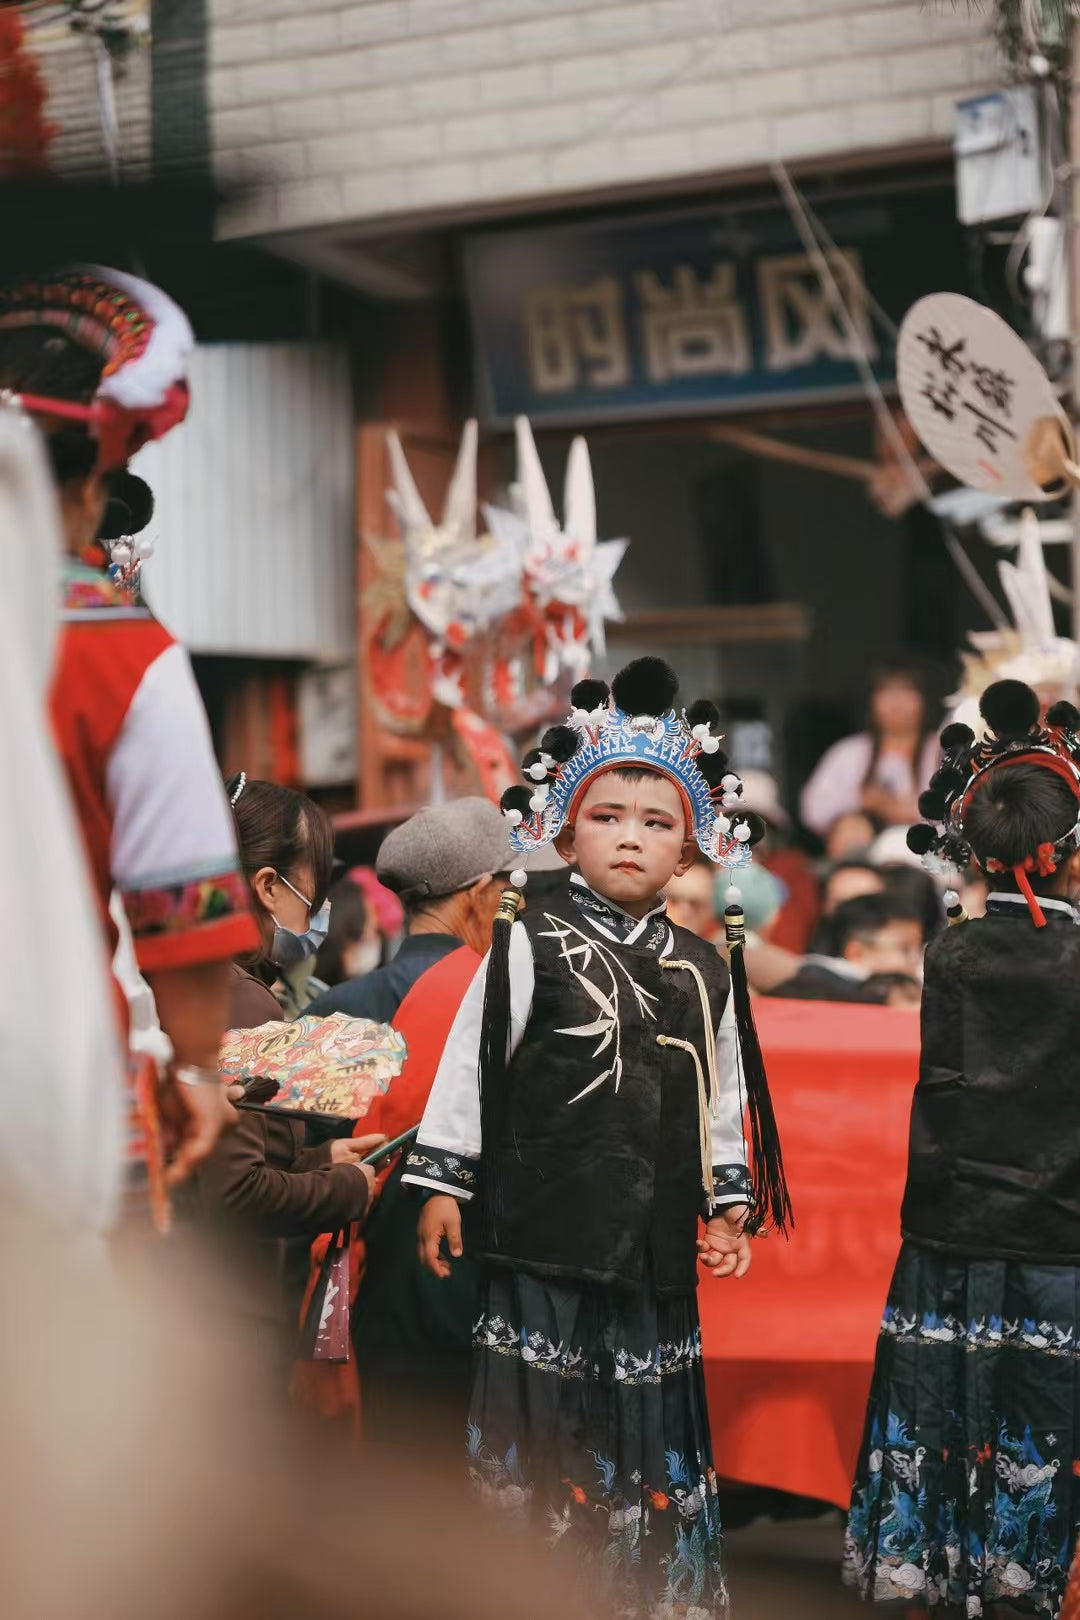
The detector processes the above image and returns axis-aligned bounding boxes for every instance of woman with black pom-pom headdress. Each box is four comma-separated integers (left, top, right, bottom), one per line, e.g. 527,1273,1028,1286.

844,679,1080,1617
401,655,791,1618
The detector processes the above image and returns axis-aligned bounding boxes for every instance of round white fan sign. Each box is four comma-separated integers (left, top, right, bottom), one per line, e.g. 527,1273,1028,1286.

897,292,1067,501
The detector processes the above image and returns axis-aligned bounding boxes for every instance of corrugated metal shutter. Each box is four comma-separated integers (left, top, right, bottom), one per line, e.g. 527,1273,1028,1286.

135,342,355,661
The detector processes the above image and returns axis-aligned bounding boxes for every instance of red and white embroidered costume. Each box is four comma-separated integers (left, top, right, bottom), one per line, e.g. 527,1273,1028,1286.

53,560,255,978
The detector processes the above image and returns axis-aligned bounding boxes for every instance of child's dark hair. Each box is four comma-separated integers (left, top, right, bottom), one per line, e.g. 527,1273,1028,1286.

0,323,102,484
962,761,1078,893
832,892,921,955
224,776,335,912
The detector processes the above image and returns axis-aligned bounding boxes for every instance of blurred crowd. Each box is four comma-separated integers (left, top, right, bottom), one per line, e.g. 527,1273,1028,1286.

669,661,975,1011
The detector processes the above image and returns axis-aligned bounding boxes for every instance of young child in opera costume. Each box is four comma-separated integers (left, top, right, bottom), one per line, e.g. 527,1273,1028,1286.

402,657,792,1618
845,680,1080,1620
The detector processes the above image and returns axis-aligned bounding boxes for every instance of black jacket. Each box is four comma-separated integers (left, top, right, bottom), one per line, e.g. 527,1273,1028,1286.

485,902,730,1294
305,933,464,1023
902,898,1080,1263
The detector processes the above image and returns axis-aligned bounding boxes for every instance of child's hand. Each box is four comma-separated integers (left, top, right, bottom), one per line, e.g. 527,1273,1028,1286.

697,1204,752,1281
418,1193,464,1279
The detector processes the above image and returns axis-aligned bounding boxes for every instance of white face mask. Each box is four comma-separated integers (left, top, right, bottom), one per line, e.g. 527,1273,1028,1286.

344,938,382,979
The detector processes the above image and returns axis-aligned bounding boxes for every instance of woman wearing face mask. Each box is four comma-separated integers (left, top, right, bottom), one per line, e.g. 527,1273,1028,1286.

225,774,334,1021
179,775,383,1376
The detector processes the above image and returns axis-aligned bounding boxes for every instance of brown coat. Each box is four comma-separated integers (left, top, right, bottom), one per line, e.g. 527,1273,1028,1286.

178,965,370,1355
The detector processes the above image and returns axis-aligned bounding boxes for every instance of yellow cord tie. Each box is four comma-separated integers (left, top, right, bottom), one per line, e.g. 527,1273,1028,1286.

656,1034,713,1202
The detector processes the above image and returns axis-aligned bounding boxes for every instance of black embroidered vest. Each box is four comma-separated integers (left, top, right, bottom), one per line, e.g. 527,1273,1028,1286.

902,905,1080,1263
484,901,731,1293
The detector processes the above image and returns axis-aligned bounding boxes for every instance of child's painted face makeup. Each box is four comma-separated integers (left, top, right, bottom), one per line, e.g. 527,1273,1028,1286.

565,772,695,915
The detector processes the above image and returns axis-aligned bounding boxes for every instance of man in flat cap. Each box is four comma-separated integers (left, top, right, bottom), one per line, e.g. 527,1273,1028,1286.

306,796,513,1024
306,798,513,1450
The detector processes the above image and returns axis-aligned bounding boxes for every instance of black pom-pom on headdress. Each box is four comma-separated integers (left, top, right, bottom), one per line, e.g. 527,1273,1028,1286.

931,762,968,799
539,725,581,764
570,677,609,711
918,788,946,822
906,823,937,856
980,679,1040,739
686,698,721,730
501,785,533,818
522,746,553,784
611,657,679,719
940,721,975,753
696,748,730,788
1047,700,1080,732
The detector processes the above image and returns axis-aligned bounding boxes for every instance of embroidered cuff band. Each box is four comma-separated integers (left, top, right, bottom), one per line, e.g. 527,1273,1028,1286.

401,1143,479,1203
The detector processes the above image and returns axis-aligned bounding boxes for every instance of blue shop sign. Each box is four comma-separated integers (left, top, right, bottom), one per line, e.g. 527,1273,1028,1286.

463,184,968,425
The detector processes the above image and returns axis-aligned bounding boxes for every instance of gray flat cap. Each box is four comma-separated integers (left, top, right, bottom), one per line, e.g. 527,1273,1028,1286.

376,796,514,902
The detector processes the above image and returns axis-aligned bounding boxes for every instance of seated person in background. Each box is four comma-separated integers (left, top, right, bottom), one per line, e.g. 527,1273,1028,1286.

810,860,886,956
823,858,885,917
314,876,382,989
878,861,945,944
824,809,880,862
771,892,924,1004
305,798,512,1023
862,971,923,1009
801,663,939,838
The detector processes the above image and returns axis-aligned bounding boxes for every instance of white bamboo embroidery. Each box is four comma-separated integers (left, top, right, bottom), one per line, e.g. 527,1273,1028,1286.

539,912,658,1104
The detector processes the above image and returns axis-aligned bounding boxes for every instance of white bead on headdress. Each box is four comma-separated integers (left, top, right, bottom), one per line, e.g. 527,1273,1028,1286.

230,771,247,807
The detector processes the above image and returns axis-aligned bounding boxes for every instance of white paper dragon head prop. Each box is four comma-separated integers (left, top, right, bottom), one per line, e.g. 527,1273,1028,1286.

385,420,524,659
950,507,1080,732
486,416,627,684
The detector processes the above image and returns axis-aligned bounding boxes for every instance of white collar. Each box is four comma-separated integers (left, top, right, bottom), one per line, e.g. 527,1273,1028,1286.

569,871,669,945
986,891,1078,921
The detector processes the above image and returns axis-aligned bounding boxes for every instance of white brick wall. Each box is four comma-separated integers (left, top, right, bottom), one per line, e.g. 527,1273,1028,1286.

32,27,151,179
207,0,998,238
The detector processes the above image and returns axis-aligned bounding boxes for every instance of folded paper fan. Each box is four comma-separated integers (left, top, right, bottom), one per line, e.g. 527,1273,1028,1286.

219,1013,407,1121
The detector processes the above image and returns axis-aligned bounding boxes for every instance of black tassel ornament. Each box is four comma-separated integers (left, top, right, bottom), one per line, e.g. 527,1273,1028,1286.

477,875,526,1245
724,892,793,1237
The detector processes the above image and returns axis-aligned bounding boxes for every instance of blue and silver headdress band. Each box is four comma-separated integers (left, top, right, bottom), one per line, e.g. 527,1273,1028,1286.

499,657,764,868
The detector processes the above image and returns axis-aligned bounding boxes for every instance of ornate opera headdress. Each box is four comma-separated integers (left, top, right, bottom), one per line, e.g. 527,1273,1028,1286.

486,417,627,684
0,265,193,469
908,678,1080,928
498,657,763,869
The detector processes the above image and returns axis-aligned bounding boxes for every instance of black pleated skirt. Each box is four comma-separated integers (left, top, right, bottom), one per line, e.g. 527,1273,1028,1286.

844,1241,1080,1617
468,1268,728,1619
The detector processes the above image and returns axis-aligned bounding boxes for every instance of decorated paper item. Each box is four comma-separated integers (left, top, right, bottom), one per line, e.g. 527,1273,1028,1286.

897,292,1071,501
385,420,523,663
219,1013,407,1121
486,417,628,684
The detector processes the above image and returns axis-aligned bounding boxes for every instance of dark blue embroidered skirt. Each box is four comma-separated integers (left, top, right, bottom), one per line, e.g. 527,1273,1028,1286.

468,1269,728,1619
844,1242,1080,1617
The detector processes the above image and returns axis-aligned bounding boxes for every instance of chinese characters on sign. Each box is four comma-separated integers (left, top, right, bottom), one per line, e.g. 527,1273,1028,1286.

915,323,1016,459
522,249,874,397
465,186,969,422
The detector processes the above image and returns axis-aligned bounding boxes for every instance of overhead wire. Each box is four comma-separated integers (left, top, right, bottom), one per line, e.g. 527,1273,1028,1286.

771,157,1010,631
